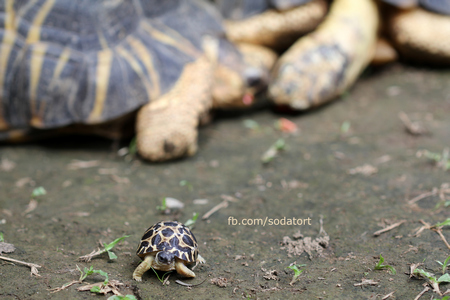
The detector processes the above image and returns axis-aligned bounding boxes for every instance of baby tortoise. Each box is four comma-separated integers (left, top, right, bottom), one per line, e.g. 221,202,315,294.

133,221,205,281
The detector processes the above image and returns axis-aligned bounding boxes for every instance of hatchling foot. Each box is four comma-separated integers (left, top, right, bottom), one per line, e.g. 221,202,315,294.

133,255,153,281
197,254,206,264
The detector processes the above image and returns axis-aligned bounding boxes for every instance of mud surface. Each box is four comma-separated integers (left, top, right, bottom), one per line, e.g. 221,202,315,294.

1,64,450,299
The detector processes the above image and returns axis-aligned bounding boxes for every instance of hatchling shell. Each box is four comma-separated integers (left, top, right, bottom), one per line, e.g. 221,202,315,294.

136,221,199,263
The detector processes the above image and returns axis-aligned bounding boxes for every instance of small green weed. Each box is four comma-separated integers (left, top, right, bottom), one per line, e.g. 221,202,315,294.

108,295,137,300
374,254,396,275
340,121,351,134
156,198,167,212
436,255,450,275
151,267,171,284
433,218,450,228
77,265,109,293
185,212,199,229
243,119,260,130
261,138,286,163
31,186,46,198
179,180,193,191
79,235,129,262
287,264,306,285
417,148,450,171
128,137,137,156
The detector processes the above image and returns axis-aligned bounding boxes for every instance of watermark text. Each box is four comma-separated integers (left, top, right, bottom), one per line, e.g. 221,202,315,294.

228,216,311,226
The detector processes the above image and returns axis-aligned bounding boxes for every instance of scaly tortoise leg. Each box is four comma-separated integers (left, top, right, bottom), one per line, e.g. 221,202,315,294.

223,0,328,51
133,255,154,281
387,6,450,65
136,55,213,161
175,261,196,278
174,254,206,278
269,0,379,110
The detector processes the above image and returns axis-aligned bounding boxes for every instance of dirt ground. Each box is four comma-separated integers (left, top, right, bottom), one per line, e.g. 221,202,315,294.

1,63,450,299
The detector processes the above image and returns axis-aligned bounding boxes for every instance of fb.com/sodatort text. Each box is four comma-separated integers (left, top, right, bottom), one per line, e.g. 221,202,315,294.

228,216,311,226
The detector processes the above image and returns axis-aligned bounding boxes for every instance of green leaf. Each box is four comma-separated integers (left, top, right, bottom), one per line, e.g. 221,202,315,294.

437,273,450,283
287,264,306,277
424,151,442,162
340,121,351,134
413,268,437,283
374,254,396,274
156,198,167,211
185,212,199,229
128,137,137,156
443,255,450,274
274,138,286,150
375,254,385,268
261,139,286,163
31,186,46,198
179,180,193,191
108,296,138,300
0,232,4,242
243,119,259,130
80,266,109,285
90,286,101,293
151,267,171,283
435,218,450,228
108,250,118,260
91,269,109,285
104,235,130,252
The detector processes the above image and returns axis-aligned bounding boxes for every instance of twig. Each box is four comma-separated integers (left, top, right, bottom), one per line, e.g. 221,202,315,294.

202,200,228,220
48,281,80,293
398,111,428,135
354,279,378,286
407,189,438,204
381,291,395,300
413,286,429,300
79,248,102,262
373,220,406,236
163,274,170,286
432,228,450,251
0,255,41,276
175,278,207,287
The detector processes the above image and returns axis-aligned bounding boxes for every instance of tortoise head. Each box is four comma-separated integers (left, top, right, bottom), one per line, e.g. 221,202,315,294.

155,251,175,265
203,36,277,108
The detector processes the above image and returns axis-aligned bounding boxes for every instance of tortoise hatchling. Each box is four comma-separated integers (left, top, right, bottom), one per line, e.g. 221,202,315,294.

133,221,205,281
0,0,270,161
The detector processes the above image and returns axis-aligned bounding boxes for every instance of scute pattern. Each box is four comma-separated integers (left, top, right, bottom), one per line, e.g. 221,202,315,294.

136,221,198,263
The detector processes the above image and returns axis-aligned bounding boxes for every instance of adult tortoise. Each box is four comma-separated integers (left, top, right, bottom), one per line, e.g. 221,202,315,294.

213,0,379,110
0,0,271,161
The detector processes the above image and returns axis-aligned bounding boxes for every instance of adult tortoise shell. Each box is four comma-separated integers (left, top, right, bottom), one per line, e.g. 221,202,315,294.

133,221,205,281
0,0,271,161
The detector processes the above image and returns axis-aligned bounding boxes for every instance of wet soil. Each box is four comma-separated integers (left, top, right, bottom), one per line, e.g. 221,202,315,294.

0,64,449,299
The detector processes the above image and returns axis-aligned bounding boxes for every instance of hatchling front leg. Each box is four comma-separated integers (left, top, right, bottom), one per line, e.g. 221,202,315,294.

136,57,213,161
133,255,154,281
197,254,206,264
175,261,196,278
